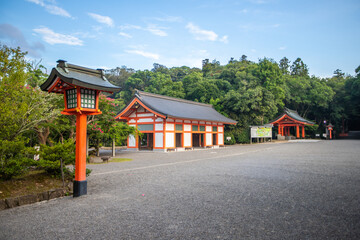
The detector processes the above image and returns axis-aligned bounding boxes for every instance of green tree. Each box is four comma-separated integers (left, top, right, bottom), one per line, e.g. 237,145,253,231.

291,57,309,77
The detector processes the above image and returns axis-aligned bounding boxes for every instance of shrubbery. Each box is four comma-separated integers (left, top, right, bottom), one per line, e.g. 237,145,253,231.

38,139,75,177
0,138,35,180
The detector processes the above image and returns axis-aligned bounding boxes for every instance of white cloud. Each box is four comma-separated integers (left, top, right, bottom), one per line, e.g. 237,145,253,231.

119,23,168,37
186,22,218,41
27,0,71,18
88,13,114,27
220,35,229,44
278,46,287,50
118,32,132,38
186,22,228,43
272,24,280,28
125,50,159,60
146,24,167,37
33,27,83,46
119,24,142,30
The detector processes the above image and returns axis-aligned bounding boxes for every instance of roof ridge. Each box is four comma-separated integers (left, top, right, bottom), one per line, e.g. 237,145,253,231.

136,90,213,107
56,60,106,80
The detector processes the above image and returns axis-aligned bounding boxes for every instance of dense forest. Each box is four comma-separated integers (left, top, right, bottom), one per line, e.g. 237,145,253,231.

1,43,359,180
105,55,360,140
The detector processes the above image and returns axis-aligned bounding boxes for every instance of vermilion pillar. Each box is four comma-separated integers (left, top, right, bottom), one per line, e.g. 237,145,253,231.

296,125,300,138
74,114,88,197
302,125,305,138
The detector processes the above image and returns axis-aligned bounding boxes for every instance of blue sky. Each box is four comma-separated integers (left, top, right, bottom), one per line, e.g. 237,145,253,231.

0,0,359,77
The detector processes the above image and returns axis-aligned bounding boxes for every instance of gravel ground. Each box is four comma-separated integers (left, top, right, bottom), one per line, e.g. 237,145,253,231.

1,140,359,239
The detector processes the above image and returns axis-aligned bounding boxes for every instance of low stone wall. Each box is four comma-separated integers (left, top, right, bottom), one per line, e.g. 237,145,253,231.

0,184,72,211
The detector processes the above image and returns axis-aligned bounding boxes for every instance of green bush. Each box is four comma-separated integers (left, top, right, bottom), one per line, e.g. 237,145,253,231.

224,132,236,145
0,138,35,180
38,139,75,177
232,128,250,144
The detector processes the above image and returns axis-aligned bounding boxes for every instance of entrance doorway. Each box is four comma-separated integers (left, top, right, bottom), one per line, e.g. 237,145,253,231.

176,133,182,147
212,133,217,145
139,133,153,150
192,133,204,147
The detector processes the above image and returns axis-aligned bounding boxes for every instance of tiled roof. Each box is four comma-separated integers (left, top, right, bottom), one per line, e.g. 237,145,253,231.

119,90,237,124
269,108,315,125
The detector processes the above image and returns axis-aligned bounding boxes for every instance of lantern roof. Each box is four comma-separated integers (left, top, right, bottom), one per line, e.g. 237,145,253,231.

40,60,120,93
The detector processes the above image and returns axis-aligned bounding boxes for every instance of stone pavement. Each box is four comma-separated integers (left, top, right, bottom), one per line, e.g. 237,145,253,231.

1,140,359,239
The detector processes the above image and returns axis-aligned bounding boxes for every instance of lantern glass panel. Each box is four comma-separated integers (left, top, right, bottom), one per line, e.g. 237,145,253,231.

80,88,96,109
66,89,77,109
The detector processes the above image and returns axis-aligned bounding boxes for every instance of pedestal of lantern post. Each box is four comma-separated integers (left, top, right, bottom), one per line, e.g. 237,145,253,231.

74,114,88,197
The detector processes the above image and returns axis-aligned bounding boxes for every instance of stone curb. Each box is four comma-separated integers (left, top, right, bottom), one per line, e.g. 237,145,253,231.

0,184,73,211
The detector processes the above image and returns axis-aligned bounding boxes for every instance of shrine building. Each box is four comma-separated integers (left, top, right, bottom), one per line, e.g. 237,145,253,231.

269,108,315,139
115,90,237,151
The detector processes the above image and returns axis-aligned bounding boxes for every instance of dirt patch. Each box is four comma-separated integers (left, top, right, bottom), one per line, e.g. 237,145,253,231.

0,170,71,200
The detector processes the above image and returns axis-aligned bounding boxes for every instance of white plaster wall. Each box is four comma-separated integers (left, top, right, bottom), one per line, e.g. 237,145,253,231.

167,118,174,122
200,121,205,124
155,123,163,131
218,126,224,133
218,133,224,145
206,133,212,145
155,133,163,148
184,133,191,147
155,118,163,122
192,121,198,124
137,113,154,117
166,132,174,147
129,119,136,123
128,134,136,147
184,120,191,123
206,122,211,125
137,118,154,123
129,112,136,117
176,119,182,123
166,123,174,131
184,124,191,131
206,126,212,132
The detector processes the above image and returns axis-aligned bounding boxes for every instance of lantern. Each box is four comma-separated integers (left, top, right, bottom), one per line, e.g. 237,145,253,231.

41,60,120,197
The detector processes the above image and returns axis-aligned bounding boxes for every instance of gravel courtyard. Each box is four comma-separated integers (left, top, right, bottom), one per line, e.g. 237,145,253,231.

1,140,359,239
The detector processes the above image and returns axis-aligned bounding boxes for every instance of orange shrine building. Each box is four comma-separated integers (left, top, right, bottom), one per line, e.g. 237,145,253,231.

115,90,237,151
269,108,315,139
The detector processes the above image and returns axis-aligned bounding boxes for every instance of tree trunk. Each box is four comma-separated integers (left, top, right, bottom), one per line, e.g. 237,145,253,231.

60,158,65,188
37,126,50,145
112,137,115,157
69,117,76,141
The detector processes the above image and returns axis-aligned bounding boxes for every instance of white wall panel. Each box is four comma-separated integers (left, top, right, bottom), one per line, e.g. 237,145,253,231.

218,133,224,145
155,123,163,131
218,126,224,133
206,126,212,132
166,123,174,131
166,132,174,147
206,133,212,145
155,118,163,122
184,133,191,147
155,133,163,148
184,124,191,131
137,118,154,123
129,119,136,123
137,113,154,117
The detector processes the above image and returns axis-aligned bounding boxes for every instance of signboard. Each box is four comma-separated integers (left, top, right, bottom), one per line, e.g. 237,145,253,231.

250,126,272,138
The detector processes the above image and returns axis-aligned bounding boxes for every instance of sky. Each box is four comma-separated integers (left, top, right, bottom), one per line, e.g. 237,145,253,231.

0,0,359,78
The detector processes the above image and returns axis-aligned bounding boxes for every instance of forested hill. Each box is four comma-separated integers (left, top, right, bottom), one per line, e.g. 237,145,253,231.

105,56,360,132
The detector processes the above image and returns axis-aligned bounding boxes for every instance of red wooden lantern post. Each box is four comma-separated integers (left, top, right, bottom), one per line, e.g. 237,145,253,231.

41,60,120,197
327,124,334,140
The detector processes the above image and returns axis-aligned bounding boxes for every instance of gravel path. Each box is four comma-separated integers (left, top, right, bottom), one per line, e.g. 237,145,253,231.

1,140,359,239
